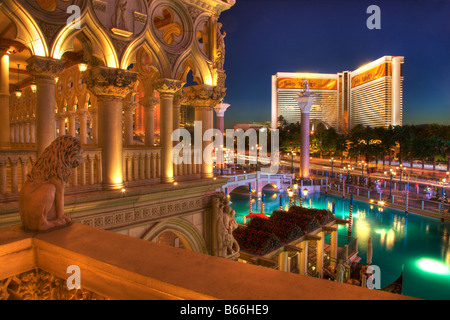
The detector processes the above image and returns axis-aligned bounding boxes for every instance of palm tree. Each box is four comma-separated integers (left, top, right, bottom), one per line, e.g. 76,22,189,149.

392,125,414,167
334,134,348,166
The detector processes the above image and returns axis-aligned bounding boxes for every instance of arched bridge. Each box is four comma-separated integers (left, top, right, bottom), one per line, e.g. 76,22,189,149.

219,172,295,195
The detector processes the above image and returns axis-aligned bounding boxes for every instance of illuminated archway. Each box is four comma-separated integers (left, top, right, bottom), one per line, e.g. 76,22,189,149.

51,9,118,68
0,0,48,56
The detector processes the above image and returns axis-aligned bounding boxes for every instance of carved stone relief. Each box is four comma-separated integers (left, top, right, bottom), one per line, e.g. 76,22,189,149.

0,269,108,300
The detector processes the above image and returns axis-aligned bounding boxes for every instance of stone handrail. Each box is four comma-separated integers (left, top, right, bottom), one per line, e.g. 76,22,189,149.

0,223,417,300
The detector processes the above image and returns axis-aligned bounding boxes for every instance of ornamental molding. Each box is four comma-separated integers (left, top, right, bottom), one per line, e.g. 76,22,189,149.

78,195,211,230
183,84,226,108
154,78,184,95
82,67,138,98
36,20,62,46
0,269,107,300
26,56,65,79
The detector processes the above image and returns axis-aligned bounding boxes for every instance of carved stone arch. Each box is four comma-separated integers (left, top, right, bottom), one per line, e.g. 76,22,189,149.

142,217,208,254
51,9,119,68
192,13,213,61
0,0,49,56
174,51,212,86
120,33,167,77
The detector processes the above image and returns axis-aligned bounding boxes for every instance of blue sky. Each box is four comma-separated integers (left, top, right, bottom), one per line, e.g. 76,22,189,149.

218,0,450,128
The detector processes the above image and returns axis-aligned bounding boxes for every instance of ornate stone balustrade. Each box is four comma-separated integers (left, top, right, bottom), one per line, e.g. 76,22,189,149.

0,144,208,202
0,150,37,201
122,146,161,187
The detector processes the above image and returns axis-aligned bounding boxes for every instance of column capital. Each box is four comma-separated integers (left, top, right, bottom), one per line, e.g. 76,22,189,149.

173,91,187,107
214,102,230,117
183,84,226,109
154,78,184,96
124,100,138,112
77,109,90,117
142,96,159,109
294,94,316,114
82,66,137,99
26,56,65,81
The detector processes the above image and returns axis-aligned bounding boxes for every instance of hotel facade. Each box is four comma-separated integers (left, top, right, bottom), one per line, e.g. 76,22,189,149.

271,56,404,133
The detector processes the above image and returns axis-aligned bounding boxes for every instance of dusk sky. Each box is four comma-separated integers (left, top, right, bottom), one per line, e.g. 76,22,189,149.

218,0,450,128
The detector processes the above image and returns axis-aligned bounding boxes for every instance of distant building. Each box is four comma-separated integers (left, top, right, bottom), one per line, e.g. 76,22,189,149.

234,121,271,131
272,56,404,133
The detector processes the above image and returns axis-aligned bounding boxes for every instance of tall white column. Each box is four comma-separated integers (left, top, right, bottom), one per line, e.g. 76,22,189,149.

294,88,315,180
214,102,230,134
154,78,184,184
83,66,137,190
26,56,65,156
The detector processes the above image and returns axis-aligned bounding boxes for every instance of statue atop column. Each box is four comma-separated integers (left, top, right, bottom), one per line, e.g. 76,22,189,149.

300,78,311,97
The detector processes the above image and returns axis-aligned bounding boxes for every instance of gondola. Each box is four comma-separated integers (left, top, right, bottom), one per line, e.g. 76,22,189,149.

381,272,403,294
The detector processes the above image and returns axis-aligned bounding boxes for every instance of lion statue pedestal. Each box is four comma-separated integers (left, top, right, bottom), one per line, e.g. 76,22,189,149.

19,136,83,232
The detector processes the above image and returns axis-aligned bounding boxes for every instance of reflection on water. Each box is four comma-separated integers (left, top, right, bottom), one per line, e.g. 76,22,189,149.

229,190,450,299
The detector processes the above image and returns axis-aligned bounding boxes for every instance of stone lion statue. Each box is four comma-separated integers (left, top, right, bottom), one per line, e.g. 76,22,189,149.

19,136,83,231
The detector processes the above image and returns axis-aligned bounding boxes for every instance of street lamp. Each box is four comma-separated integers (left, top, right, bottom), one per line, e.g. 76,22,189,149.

291,151,296,174
396,164,403,183
287,186,294,208
359,160,367,182
303,188,308,201
344,164,354,184
293,183,298,206
384,168,396,200
330,157,335,177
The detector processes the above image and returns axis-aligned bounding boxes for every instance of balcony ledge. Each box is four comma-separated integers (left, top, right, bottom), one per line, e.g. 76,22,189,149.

0,223,417,300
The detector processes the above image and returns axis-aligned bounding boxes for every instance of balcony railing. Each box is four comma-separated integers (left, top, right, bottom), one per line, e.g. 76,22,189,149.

0,145,203,202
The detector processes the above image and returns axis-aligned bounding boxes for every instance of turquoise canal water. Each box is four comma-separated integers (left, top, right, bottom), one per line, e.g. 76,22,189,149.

229,191,450,300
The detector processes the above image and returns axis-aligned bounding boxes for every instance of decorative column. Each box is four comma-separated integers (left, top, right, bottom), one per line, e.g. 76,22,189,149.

184,84,226,179
90,106,98,145
154,78,184,183
68,111,77,137
213,102,230,134
143,95,158,147
30,120,36,143
0,48,10,148
173,91,185,133
57,114,66,136
294,81,315,179
124,100,137,146
26,56,65,156
83,66,137,190
78,110,88,145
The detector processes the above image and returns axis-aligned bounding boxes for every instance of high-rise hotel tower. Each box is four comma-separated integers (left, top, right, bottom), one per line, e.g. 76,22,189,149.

271,56,404,133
